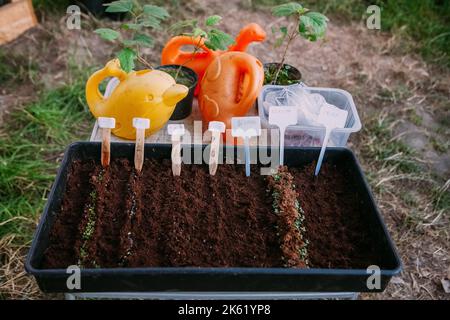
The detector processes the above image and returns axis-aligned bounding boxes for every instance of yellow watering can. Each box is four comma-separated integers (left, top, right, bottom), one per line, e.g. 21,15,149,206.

86,59,189,140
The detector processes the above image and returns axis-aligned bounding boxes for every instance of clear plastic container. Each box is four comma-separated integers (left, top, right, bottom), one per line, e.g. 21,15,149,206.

258,85,362,147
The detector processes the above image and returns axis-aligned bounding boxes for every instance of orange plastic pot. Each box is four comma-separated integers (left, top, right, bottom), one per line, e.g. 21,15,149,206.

198,52,264,129
161,23,266,94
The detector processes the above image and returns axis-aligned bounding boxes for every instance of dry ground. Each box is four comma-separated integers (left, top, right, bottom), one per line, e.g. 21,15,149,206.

0,0,448,299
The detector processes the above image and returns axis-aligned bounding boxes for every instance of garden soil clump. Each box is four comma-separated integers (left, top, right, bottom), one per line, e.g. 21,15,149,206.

42,159,380,269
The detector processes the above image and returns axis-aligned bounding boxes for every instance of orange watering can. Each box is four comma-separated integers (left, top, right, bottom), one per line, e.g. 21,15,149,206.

161,23,266,94
198,52,264,129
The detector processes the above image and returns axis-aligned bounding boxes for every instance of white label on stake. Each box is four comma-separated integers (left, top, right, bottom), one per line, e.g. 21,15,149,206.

314,104,348,176
133,118,150,129
98,117,116,129
231,117,261,138
317,104,348,129
269,106,297,129
167,124,185,136
208,121,226,133
269,107,297,166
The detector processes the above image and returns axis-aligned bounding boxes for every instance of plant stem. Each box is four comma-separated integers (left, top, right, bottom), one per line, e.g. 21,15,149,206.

272,30,297,85
137,54,153,69
175,36,203,81
130,10,153,70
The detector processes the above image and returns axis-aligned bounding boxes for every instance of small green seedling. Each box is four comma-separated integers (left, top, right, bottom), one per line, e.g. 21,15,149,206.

270,2,328,84
94,0,170,72
168,15,234,80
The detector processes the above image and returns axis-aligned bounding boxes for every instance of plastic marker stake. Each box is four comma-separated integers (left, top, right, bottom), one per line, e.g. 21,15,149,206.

269,106,297,166
208,121,225,175
167,124,185,176
315,104,348,176
98,117,116,167
231,117,261,177
132,118,150,173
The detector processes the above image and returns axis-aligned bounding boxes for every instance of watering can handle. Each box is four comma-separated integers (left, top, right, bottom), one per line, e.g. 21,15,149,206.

233,56,264,111
200,54,263,121
85,59,127,118
161,36,212,65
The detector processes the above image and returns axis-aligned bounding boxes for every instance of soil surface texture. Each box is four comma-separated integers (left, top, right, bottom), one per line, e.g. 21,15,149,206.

42,159,381,269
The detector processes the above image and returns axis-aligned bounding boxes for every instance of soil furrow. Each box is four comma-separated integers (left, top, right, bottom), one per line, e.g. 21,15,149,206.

41,160,96,268
43,158,381,270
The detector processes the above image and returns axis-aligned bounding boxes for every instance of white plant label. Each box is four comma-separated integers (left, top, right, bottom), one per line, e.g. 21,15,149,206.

208,121,226,133
317,104,348,129
269,106,297,166
231,117,261,177
231,117,261,138
167,123,185,136
133,118,150,130
315,104,348,176
208,121,225,176
133,118,150,173
98,117,116,129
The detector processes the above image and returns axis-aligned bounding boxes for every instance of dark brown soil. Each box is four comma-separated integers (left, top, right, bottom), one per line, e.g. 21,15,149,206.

292,163,380,269
42,159,380,269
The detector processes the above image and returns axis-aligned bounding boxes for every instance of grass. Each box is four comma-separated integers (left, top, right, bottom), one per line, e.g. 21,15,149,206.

0,69,92,243
360,111,422,177
0,65,93,298
0,49,39,85
250,0,450,67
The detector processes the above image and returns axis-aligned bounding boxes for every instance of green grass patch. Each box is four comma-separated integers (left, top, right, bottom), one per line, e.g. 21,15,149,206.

250,0,450,66
32,0,72,13
360,114,421,175
374,0,450,67
432,182,450,212
0,49,39,85
0,72,92,243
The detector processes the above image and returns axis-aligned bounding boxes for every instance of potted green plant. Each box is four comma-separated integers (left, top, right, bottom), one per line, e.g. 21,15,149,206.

93,0,198,120
158,15,235,119
264,2,328,85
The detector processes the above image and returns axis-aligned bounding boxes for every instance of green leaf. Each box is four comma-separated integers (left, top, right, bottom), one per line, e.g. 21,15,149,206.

94,28,120,41
121,23,140,30
272,2,303,17
141,16,162,29
193,27,207,38
280,26,288,36
206,15,222,26
299,11,328,41
168,19,198,35
104,0,133,13
143,5,170,20
117,48,136,73
122,34,153,47
205,29,235,51
133,34,154,47
122,39,136,47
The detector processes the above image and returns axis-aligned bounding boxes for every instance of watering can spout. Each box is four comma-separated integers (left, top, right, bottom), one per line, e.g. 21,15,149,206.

85,59,127,117
163,84,189,106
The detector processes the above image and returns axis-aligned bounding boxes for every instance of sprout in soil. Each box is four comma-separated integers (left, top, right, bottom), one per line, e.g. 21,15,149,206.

168,15,235,82
269,2,329,85
268,168,309,267
94,0,170,72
